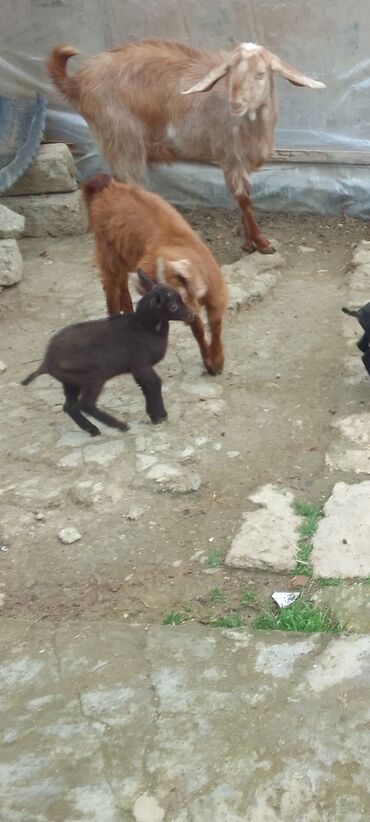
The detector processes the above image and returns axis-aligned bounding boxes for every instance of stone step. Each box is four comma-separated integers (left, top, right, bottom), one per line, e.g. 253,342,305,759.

5,143,77,196
0,190,87,238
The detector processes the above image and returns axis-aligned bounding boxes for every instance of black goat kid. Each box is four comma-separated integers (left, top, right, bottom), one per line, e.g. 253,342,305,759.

21,272,194,436
342,302,370,378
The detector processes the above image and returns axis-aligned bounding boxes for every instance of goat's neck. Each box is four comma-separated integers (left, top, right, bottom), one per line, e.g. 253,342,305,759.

136,313,169,338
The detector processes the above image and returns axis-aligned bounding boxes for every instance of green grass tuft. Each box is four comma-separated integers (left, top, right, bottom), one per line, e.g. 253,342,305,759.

211,614,243,629
208,587,226,604
317,578,341,587
293,500,323,577
240,589,255,607
206,549,223,568
163,611,185,625
253,599,342,634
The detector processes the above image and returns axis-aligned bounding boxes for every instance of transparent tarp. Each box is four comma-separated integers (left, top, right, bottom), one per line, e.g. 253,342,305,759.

1,0,370,215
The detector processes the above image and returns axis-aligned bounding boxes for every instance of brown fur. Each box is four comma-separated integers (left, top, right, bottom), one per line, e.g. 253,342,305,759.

82,175,227,375
48,40,324,253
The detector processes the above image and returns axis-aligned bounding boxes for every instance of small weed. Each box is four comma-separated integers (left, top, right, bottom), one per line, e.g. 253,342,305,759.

208,587,226,604
206,549,223,568
293,500,323,577
318,578,341,587
163,611,185,625
211,614,243,629
253,599,342,634
240,589,255,607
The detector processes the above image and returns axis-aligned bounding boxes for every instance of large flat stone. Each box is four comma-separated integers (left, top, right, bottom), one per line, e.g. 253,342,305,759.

312,481,370,578
225,484,299,571
0,204,25,238
325,413,370,475
1,621,370,820
5,143,78,196
1,190,87,238
0,239,23,286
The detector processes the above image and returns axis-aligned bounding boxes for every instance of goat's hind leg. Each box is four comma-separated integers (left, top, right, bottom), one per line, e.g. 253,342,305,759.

63,383,100,436
362,350,370,380
80,383,129,432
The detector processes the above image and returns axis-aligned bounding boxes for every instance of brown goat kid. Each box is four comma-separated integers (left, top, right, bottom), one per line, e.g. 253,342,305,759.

82,174,227,375
48,40,325,253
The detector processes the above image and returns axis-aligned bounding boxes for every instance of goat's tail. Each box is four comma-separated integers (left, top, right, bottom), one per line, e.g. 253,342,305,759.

21,366,45,386
47,45,81,105
81,174,113,208
342,306,358,318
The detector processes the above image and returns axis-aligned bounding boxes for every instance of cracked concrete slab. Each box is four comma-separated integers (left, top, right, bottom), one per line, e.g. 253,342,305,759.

225,485,300,571
1,621,370,821
312,481,370,578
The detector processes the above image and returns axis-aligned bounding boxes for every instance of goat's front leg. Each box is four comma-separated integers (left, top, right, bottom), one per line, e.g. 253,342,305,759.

133,367,168,423
223,165,274,254
190,315,218,375
206,309,224,374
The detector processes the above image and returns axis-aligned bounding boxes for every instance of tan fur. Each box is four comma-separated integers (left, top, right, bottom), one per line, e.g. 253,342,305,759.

48,39,324,253
82,175,227,375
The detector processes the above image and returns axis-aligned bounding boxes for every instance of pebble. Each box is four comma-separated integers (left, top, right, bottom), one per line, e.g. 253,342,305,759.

58,527,81,545
0,360,7,373
34,512,45,521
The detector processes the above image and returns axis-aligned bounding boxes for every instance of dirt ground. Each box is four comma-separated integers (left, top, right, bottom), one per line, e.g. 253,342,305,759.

1,209,369,625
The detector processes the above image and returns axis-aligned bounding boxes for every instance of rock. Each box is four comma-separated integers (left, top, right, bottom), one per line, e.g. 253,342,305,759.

298,245,315,253
225,484,300,572
0,361,7,373
0,204,25,238
5,144,77,196
133,793,165,822
312,481,370,578
0,191,87,238
58,527,81,545
314,583,370,633
83,440,125,465
0,240,23,286
222,253,283,313
145,462,202,493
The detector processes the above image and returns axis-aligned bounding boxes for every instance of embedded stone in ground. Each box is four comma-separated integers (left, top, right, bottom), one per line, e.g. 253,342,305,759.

222,253,283,313
312,481,370,578
326,412,370,474
225,484,300,572
145,462,202,493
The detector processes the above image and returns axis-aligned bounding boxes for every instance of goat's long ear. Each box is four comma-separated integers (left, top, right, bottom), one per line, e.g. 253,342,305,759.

131,268,154,294
171,259,207,300
182,60,230,94
266,51,325,88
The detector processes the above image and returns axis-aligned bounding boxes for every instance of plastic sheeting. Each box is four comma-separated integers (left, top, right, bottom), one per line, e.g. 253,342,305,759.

1,0,370,216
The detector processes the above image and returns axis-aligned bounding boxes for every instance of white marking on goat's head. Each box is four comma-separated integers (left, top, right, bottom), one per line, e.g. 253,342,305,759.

168,258,206,313
182,42,325,118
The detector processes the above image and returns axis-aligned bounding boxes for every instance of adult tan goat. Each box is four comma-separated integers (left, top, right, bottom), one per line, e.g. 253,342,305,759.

48,40,325,253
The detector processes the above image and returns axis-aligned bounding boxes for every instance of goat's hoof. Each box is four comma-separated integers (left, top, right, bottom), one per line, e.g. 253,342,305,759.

151,414,168,425
205,363,223,376
117,421,129,431
242,236,275,254
90,427,101,437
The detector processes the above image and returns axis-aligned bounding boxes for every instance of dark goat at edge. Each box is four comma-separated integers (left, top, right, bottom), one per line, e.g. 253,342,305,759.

342,302,370,378
21,272,194,436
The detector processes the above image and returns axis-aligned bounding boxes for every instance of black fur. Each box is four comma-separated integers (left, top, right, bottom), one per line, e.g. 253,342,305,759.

21,272,194,436
342,302,370,375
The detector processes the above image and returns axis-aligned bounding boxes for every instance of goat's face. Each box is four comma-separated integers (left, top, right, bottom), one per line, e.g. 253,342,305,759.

228,46,271,118
182,42,325,118
133,270,195,324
